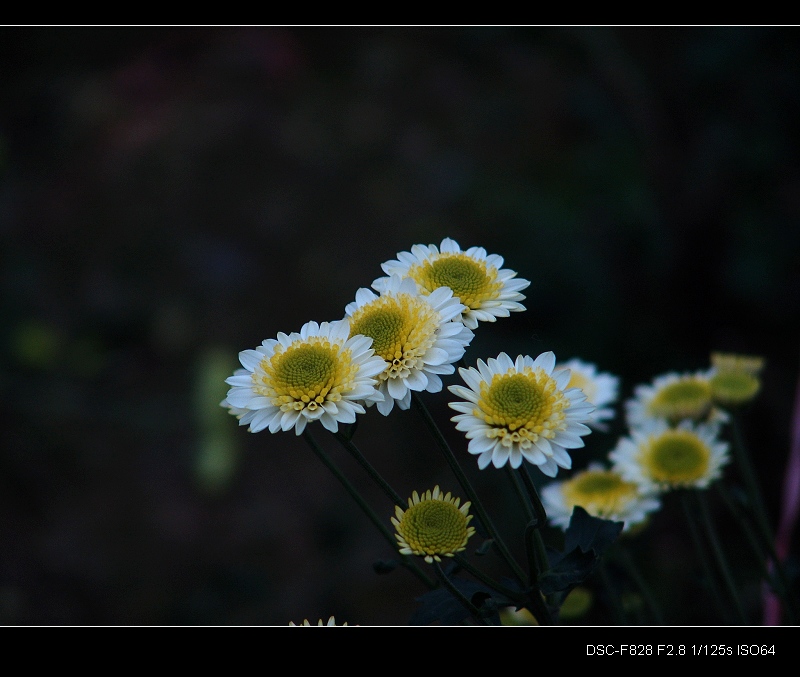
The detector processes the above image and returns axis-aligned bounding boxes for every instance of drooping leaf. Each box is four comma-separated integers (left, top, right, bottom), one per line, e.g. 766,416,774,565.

539,507,623,599
409,576,504,626
563,505,624,554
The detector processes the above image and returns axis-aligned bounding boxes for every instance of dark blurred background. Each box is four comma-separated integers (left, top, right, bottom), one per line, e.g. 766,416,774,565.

1,25,798,626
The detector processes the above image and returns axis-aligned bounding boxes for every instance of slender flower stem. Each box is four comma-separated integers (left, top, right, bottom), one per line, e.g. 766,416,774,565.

433,562,491,625
301,428,435,589
521,524,554,625
520,463,549,529
611,544,665,624
730,414,776,552
505,465,554,624
694,488,748,623
598,559,626,624
505,465,535,525
517,465,551,580
715,482,798,624
679,490,734,624
333,431,407,509
411,393,529,586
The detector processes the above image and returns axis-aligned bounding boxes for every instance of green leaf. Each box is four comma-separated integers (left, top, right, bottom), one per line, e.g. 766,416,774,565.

410,576,505,626
538,507,623,599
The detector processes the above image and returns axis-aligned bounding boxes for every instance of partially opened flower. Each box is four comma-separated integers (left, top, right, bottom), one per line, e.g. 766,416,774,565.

448,351,595,477
625,369,729,430
554,358,620,431
709,352,765,407
609,419,730,492
372,237,530,330
344,275,473,415
541,462,660,533
391,486,475,564
289,616,347,626
223,320,385,435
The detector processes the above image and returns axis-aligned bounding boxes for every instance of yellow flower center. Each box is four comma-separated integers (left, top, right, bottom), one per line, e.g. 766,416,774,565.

348,293,439,382
561,470,639,518
254,339,357,412
408,253,502,309
475,369,568,448
647,378,712,424
643,430,711,486
394,490,474,563
710,370,761,406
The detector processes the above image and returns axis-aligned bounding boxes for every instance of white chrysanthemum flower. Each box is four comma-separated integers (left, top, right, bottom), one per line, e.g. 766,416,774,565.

625,369,729,430
372,237,530,330
608,419,731,492
541,462,661,533
224,320,386,436
553,359,620,431
447,351,595,477
289,616,347,626
344,275,474,416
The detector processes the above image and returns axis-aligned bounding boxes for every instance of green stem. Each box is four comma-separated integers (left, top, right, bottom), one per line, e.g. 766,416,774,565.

730,414,776,550
522,523,555,625
411,393,528,587
611,544,665,624
505,465,554,624
505,465,536,524
598,559,626,625
715,482,798,624
301,428,435,589
694,488,748,624
333,431,407,509
680,490,734,624
520,463,549,529
517,465,551,581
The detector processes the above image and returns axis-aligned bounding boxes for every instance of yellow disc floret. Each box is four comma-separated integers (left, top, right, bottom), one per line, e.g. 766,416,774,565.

644,429,711,487
348,293,439,382
391,486,475,564
647,377,712,424
408,253,502,310
561,470,640,519
710,370,761,406
709,352,764,406
476,369,568,449
255,339,357,412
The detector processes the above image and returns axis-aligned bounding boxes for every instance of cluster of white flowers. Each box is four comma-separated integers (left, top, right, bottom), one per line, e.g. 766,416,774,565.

542,354,752,534
222,237,602,480
222,237,747,542
221,238,767,627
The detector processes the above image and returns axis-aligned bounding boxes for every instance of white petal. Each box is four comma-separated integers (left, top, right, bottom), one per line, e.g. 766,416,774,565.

424,373,443,393
376,395,395,416
238,350,263,372
448,385,479,403
533,351,556,374
387,377,408,400
491,445,511,468
404,369,428,391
